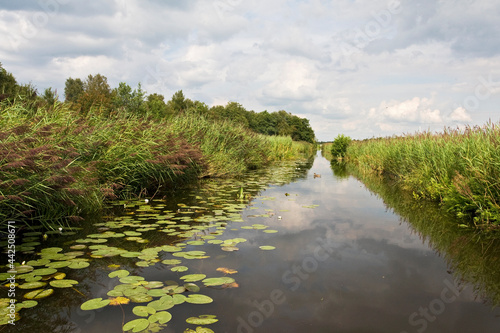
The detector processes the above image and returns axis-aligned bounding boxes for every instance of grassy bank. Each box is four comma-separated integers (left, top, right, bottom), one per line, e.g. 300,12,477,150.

0,101,313,230
342,122,500,227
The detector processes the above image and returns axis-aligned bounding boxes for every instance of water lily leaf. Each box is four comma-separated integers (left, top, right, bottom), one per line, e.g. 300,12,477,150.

24,289,54,300
148,311,172,324
259,246,276,250
202,277,235,287
207,240,223,244
17,300,37,309
172,294,186,305
119,276,145,284
24,275,42,282
123,318,150,333
49,279,78,288
81,297,110,310
107,289,123,297
135,261,150,267
26,259,51,267
68,261,90,269
31,268,57,276
129,294,153,303
13,265,34,274
70,244,87,250
144,281,164,289
263,230,278,234
52,272,66,280
186,240,205,246
109,270,130,278
171,266,188,272
184,283,200,292
120,252,144,258
109,296,130,306
180,274,206,282
161,245,182,252
148,295,174,311
46,261,71,269
132,305,156,317
186,327,215,333
40,247,63,254
186,315,218,325
147,289,167,297
18,281,47,289
185,294,213,304
163,285,185,294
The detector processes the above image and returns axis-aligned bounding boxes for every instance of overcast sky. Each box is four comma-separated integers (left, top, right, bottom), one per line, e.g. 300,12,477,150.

1,0,499,140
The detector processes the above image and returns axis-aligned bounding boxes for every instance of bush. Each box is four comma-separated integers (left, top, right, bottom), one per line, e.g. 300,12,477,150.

330,134,352,158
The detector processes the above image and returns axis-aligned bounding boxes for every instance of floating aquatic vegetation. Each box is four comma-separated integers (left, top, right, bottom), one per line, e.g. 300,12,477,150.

186,315,218,325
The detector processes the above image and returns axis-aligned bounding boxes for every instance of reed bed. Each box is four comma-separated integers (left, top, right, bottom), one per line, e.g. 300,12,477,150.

0,102,313,230
346,122,500,227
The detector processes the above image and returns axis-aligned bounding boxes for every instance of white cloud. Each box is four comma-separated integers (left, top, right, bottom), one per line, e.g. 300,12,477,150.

0,0,499,141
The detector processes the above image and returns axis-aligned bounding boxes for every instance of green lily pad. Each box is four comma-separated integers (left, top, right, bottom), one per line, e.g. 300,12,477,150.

49,279,78,288
148,296,174,311
147,289,167,297
18,281,47,289
180,274,206,282
172,294,186,305
129,294,153,303
185,294,213,304
171,266,188,272
40,247,63,254
123,318,150,332
68,261,90,269
24,289,54,300
31,268,57,276
119,276,145,284
185,327,215,333
184,283,200,292
186,315,218,325
13,265,34,274
202,277,235,287
259,245,276,250
132,305,156,317
149,311,172,324
221,246,239,252
46,261,71,269
70,244,87,250
109,270,130,278
17,300,38,309
263,230,278,233
80,298,110,310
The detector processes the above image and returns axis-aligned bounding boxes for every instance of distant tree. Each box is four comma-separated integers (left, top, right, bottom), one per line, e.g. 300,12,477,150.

42,87,58,106
330,134,352,158
169,90,187,113
64,77,84,104
0,62,18,101
77,74,112,116
146,93,169,119
111,82,146,115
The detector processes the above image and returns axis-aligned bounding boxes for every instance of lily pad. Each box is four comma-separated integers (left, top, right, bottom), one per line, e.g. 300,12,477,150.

202,277,235,287
171,266,188,272
184,283,200,292
132,305,156,317
129,294,153,303
81,298,111,310
185,294,213,304
17,300,38,309
259,245,276,250
109,270,130,278
180,274,206,282
148,296,174,311
31,268,57,276
186,315,218,325
18,281,47,289
149,311,172,324
24,289,54,300
49,279,78,288
123,318,150,333
68,261,90,269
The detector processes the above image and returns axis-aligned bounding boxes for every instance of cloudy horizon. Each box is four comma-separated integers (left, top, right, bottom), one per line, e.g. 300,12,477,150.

1,0,499,141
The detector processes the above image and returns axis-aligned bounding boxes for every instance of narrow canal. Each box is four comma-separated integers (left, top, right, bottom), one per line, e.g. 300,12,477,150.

3,152,500,332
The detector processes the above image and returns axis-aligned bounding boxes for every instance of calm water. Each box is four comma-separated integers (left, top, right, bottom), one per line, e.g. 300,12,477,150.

3,152,500,332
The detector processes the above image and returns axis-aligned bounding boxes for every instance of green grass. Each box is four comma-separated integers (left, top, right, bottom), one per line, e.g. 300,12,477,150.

344,123,500,227
0,102,313,230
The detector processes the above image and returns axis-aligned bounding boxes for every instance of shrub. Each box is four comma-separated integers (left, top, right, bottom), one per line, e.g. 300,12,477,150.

330,134,352,159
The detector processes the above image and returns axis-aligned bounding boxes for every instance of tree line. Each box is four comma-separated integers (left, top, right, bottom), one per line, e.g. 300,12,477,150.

0,63,315,143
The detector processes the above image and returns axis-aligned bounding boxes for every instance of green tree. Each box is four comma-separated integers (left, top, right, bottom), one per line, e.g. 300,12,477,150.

146,93,169,118
170,90,187,113
111,82,146,115
64,77,84,104
0,62,18,101
330,134,352,158
77,74,112,116
42,87,58,106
